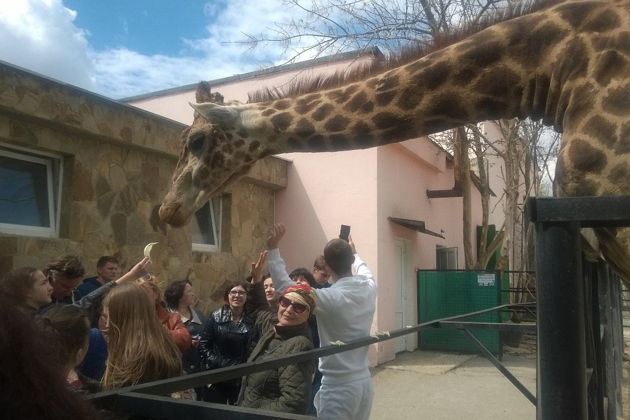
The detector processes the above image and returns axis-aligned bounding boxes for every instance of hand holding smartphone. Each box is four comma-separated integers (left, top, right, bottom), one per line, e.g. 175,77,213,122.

339,224,351,241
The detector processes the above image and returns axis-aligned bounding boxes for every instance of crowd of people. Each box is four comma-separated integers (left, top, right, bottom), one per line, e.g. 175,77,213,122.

0,224,376,419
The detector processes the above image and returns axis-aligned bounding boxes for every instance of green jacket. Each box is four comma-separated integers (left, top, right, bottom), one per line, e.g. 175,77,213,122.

238,310,314,414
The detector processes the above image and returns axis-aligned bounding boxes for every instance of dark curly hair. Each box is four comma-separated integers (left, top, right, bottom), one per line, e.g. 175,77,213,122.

164,279,192,309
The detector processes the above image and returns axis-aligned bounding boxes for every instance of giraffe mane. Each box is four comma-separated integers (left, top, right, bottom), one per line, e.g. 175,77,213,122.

247,0,564,104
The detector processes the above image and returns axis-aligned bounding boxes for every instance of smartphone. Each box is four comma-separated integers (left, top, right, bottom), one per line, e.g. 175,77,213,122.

339,224,351,241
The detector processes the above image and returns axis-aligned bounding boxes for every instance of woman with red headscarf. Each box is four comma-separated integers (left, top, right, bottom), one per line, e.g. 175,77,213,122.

237,283,316,414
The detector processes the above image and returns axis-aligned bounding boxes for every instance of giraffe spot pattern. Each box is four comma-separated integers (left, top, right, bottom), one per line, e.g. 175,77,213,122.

352,121,371,134
475,97,510,120
509,22,568,69
460,40,504,68
377,73,399,92
397,87,423,111
312,103,334,121
296,97,322,115
583,115,616,148
569,139,608,174
330,134,349,149
594,50,629,86
288,137,302,150
262,109,276,117
564,83,595,126
344,91,369,113
237,129,249,139
573,179,600,196
248,141,261,153
556,2,598,28
295,118,316,138
365,78,379,89
324,115,350,132
234,140,245,148
428,94,469,121
602,84,630,116
609,162,630,185
582,9,620,33
375,91,397,106
616,32,630,54
563,39,590,79
616,122,630,154
271,112,293,131
234,151,249,162
274,99,292,110
372,113,415,141
211,153,224,167
474,66,521,101
307,135,327,151
451,66,478,86
412,61,450,90
423,117,453,134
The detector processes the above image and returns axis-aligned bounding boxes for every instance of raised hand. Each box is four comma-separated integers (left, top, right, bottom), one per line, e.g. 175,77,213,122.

348,234,357,254
116,256,151,284
250,250,268,284
266,223,286,250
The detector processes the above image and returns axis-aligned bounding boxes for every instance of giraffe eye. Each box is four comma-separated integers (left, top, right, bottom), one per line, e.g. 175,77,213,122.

188,132,205,154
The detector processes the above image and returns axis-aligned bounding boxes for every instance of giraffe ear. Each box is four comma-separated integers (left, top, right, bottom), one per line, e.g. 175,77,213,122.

189,102,239,128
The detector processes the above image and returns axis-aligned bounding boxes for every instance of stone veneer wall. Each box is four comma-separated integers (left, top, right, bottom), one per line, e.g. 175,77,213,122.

0,63,287,311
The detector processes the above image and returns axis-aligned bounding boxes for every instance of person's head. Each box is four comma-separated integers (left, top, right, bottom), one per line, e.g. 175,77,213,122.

38,305,90,374
0,296,96,419
222,280,251,311
0,267,52,309
138,276,163,307
262,275,276,303
164,279,196,310
96,256,119,283
45,255,85,299
323,239,355,280
312,255,331,286
101,282,181,389
277,284,316,327
289,267,318,288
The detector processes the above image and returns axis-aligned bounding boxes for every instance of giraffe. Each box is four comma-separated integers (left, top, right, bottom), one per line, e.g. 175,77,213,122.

159,0,630,279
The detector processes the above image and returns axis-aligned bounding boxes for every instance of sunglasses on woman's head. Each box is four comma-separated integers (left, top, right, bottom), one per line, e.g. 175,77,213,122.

278,296,308,313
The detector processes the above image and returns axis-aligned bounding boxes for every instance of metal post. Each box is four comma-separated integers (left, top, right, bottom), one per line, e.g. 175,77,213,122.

535,221,587,420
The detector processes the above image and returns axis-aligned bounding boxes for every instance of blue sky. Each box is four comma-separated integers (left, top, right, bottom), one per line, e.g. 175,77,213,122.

0,0,311,99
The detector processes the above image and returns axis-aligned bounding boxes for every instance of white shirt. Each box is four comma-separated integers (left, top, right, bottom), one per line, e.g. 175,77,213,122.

268,248,376,384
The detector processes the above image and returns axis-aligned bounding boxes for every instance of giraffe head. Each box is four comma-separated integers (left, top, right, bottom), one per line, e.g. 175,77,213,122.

159,83,272,227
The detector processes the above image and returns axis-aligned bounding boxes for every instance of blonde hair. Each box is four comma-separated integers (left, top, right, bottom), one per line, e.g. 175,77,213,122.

102,282,181,389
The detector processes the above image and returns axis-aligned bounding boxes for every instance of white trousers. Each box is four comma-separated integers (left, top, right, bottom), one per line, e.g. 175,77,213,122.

314,377,373,420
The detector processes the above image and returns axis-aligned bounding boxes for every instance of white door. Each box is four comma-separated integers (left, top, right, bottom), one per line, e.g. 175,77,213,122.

394,239,408,353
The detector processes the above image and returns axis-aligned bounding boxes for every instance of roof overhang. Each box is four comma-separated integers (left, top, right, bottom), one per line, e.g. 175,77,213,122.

388,217,445,239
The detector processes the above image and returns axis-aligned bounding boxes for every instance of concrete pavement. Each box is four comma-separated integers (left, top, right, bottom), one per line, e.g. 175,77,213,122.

370,350,536,420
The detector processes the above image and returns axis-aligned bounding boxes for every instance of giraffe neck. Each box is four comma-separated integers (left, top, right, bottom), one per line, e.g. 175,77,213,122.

235,1,611,155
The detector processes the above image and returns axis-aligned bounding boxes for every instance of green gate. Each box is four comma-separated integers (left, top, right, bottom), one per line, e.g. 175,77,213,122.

417,270,502,354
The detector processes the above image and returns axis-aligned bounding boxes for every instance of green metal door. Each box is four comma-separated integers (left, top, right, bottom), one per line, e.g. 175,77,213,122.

417,270,501,354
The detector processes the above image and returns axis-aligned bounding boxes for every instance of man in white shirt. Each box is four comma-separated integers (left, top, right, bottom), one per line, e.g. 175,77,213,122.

267,224,377,420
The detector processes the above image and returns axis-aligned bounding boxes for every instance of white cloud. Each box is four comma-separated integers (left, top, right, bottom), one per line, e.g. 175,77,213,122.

0,0,318,99
0,0,95,91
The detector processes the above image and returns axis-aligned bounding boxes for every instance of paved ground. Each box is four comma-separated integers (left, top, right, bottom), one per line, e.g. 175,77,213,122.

370,350,536,420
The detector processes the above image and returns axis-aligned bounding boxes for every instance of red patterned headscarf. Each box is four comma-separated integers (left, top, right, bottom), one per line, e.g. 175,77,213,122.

281,283,317,312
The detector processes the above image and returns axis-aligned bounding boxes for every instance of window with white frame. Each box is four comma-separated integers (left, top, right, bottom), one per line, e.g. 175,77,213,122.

436,246,458,270
0,145,62,237
192,196,222,252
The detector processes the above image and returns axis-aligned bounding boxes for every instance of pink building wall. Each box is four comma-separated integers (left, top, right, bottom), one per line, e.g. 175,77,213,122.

127,51,493,366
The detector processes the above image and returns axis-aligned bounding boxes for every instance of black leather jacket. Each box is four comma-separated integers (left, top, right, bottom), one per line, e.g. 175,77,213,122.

198,306,258,371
